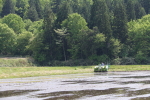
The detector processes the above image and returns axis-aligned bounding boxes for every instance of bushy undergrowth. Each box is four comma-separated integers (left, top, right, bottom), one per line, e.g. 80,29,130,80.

45,59,96,66
112,57,136,65
0,57,35,67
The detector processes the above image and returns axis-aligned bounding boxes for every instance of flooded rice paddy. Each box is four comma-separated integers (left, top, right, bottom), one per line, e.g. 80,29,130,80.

1,71,150,100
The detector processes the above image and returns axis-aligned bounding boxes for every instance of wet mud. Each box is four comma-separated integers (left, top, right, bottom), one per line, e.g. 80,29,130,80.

0,89,40,98
1,71,150,100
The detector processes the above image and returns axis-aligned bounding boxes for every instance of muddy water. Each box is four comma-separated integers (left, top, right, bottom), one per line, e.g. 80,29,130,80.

1,71,150,100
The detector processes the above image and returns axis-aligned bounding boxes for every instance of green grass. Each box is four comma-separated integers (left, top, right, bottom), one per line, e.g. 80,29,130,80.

0,66,94,79
0,57,150,79
109,65,150,71
1,65,150,79
0,57,34,67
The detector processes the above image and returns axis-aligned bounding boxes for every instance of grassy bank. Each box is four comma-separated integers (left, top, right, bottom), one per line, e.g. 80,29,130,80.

0,57,150,79
109,65,150,71
0,66,94,79
0,57,34,67
0,65,150,79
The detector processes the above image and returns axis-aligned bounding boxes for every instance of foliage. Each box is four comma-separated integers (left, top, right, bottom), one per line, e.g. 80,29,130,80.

90,0,112,38
89,54,109,64
0,0,3,14
24,19,32,30
126,0,136,21
55,1,72,28
28,19,43,35
2,14,25,34
0,0,150,65
15,0,29,18
134,1,146,19
62,13,88,59
112,2,128,43
112,57,136,65
42,5,61,62
25,5,39,21
15,31,33,55
135,51,149,64
28,32,46,64
128,14,150,64
0,57,34,67
47,59,95,66
1,0,15,17
140,0,150,14
0,23,16,55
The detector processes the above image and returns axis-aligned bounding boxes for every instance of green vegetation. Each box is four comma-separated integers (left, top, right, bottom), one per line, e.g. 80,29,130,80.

0,0,150,65
0,66,94,79
0,58,150,79
0,65,150,79
109,65,150,71
0,57,34,67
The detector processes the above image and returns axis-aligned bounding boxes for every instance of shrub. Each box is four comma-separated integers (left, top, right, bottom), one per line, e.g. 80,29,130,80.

0,57,35,67
112,57,136,65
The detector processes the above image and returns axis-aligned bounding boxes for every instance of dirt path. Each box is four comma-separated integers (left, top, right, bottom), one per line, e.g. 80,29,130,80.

1,71,150,100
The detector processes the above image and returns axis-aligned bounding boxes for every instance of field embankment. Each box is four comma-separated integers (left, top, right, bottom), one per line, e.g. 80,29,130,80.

109,65,150,71
0,66,94,79
0,57,35,67
0,57,150,79
0,65,150,79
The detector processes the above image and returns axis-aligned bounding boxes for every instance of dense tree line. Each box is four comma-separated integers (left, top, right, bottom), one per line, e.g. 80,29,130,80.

0,0,150,65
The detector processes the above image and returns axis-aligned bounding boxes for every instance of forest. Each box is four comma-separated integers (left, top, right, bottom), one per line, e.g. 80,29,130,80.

0,0,150,66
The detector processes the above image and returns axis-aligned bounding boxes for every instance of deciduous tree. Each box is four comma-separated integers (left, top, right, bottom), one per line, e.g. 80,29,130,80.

128,15,150,61
0,23,16,55
15,31,33,55
62,13,88,59
2,14,25,34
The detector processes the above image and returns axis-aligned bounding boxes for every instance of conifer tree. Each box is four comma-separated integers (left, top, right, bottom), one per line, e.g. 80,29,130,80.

90,0,112,38
26,6,39,21
0,0,3,15
52,0,62,13
140,0,150,14
43,5,60,61
134,1,146,19
126,0,136,21
15,0,29,18
26,0,42,21
1,0,15,17
80,0,91,23
90,0,113,59
55,1,72,28
113,2,128,44
35,0,43,19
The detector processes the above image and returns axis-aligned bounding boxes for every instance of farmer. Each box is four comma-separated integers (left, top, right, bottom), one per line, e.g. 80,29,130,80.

101,62,104,66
